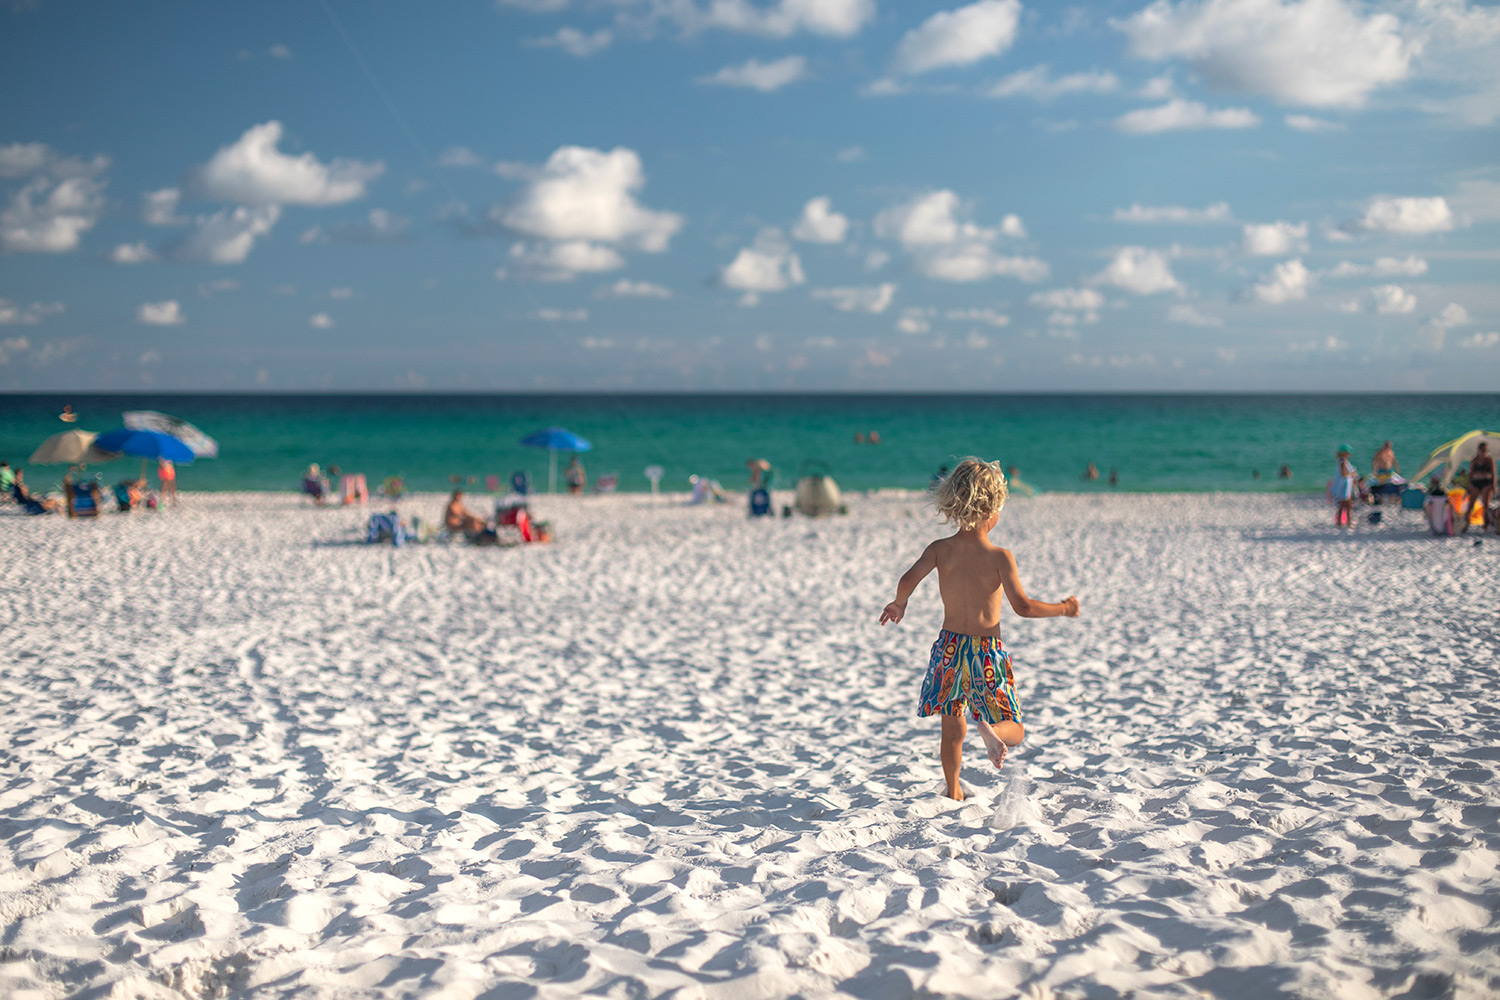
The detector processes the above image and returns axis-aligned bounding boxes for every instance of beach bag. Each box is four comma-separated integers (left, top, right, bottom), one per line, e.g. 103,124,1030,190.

1330,475,1354,502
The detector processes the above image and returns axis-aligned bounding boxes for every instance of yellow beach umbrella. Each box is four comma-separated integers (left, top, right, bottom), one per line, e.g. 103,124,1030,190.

1411,429,1500,488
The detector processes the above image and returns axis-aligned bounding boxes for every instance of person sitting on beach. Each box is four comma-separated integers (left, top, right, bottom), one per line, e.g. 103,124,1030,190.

879,458,1080,800
1461,442,1494,534
0,461,13,495
11,470,59,514
444,489,488,536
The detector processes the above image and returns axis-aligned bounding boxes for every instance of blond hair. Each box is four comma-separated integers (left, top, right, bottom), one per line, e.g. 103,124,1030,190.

932,457,1008,530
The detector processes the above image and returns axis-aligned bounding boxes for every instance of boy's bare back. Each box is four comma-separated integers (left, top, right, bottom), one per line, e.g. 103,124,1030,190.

884,531,1077,637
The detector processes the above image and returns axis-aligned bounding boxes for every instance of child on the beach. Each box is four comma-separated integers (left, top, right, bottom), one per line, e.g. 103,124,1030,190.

880,458,1079,800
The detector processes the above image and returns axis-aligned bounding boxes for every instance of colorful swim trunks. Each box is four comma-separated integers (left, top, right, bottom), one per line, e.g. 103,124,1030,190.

917,630,1021,724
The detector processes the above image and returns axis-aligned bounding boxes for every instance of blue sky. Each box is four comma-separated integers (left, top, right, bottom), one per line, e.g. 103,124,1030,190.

1,0,1496,391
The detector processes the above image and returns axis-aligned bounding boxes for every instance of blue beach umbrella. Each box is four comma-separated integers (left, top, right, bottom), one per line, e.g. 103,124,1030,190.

93,428,195,480
520,427,591,494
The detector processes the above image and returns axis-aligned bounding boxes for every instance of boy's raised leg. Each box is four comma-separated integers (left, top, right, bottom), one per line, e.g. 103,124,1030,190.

940,713,966,800
977,718,1025,770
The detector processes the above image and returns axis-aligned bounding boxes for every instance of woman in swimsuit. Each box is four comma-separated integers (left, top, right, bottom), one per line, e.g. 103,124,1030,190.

1462,442,1494,533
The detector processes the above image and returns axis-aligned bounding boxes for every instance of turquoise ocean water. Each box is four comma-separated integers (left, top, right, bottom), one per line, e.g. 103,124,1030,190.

3,393,1498,496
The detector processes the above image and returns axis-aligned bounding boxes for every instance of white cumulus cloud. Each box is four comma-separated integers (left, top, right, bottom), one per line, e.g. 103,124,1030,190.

892,0,1022,75
877,190,1046,283
0,300,63,325
1241,220,1308,255
1285,113,1345,131
170,205,281,264
596,279,673,299
700,55,808,91
792,196,848,243
1358,195,1454,234
0,153,108,253
191,121,384,206
986,65,1120,99
527,26,613,57
0,142,53,178
1458,331,1499,349
1167,303,1225,326
696,0,876,38
1094,246,1180,294
1372,283,1417,313
1113,201,1233,223
721,229,805,305
1328,255,1428,278
309,313,335,329
509,240,626,280
1031,287,1105,311
1252,257,1311,303
1115,98,1259,133
501,146,682,254
1116,0,1410,108
137,300,184,326
811,283,896,313
110,242,155,264
142,187,186,225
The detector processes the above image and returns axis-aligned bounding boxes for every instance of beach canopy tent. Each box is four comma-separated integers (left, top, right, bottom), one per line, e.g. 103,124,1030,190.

520,427,591,494
123,411,218,458
29,429,119,467
1411,430,1500,488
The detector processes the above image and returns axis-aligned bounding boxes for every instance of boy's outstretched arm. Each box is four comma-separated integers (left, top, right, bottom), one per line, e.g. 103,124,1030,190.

880,544,937,625
998,550,1079,619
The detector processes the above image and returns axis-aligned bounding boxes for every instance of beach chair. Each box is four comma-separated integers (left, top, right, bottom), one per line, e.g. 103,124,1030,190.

366,511,407,546
11,482,52,516
496,501,535,543
749,488,771,517
67,480,101,519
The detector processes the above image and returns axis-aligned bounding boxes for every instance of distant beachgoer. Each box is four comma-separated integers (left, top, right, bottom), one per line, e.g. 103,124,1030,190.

565,456,587,495
1372,442,1400,481
688,475,725,504
158,458,177,506
0,461,13,493
854,432,866,445
1252,469,1261,480
880,458,1079,800
1428,475,1447,496
868,430,881,445
1108,467,1118,487
931,465,949,489
445,489,487,536
1279,464,1292,479
1333,445,1358,528
1462,442,1494,533
747,458,770,487
59,404,77,423
1083,463,1100,481
303,464,327,505
1004,465,1036,497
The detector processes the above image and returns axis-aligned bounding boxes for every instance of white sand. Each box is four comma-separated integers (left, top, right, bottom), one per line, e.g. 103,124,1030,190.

2,490,1497,999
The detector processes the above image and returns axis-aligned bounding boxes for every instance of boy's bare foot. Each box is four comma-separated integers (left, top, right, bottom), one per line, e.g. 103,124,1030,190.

977,721,1009,770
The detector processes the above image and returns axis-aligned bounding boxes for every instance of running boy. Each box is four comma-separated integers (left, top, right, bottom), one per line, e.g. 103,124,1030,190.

880,458,1079,800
